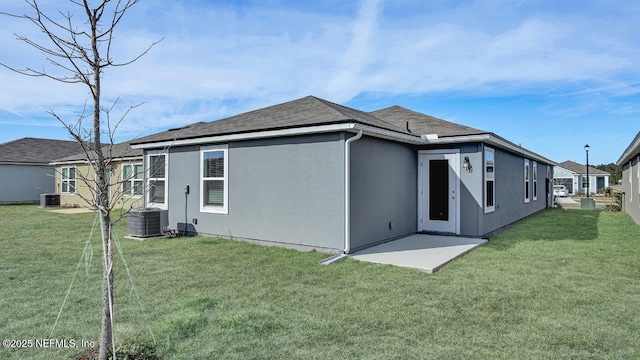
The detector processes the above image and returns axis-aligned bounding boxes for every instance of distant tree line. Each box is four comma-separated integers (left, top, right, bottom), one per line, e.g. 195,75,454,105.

595,163,622,185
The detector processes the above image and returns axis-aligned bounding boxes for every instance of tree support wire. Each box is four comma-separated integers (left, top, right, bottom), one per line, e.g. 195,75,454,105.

50,209,156,354
50,212,99,338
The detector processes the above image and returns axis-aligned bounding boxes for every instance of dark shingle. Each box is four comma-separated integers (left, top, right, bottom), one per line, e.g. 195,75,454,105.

132,96,410,145
558,160,610,175
0,137,84,164
53,141,143,163
370,106,488,137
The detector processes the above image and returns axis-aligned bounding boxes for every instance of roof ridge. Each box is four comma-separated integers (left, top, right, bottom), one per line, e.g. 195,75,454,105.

310,97,410,134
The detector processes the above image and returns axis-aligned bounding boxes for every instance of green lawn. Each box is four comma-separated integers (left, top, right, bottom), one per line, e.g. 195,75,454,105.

1,205,639,359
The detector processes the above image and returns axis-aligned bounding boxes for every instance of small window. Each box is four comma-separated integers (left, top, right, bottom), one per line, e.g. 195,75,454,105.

201,145,228,214
122,163,144,196
61,166,76,194
533,161,538,201
147,154,167,208
524,159,530,203
484,147,495,213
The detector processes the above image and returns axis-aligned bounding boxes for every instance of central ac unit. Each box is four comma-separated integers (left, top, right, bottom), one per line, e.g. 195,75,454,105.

127,208,168,237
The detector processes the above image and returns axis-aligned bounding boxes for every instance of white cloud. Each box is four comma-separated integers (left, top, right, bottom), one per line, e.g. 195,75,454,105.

1,0,639,141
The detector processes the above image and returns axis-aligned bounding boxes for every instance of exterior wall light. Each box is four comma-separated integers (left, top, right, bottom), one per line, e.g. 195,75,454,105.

463,156,473,173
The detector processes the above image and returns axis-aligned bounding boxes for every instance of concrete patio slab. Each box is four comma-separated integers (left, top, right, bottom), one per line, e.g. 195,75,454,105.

48,207,96,214
350,234,487,273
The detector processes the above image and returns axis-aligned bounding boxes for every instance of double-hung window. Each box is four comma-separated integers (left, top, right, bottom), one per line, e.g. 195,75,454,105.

201,145,228,214
147,154,167,208
122,163,144,196
61,166,76,194
484,147,495,213
533,161,538,201
524,159,530,203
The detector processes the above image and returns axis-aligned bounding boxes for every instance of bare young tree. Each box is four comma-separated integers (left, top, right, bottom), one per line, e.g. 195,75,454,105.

1,1,159,359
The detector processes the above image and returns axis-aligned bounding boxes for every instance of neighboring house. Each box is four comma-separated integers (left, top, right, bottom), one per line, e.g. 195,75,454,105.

131,96,556,254
50,142,144,209
617,131,640,225
0,137,82,204
554,160,610,195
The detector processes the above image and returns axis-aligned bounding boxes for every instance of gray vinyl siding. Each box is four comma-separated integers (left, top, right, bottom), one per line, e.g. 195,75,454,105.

622,158,640,225
349,136,417,251
0,164,55,204
163,133,346,252
481,148,550,235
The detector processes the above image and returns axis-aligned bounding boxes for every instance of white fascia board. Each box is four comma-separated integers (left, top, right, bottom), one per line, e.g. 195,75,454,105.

353,124,425,144
0,162,51,166
131,123,360,149
131,122,553,165
426,134,557,166
132,123,425,149
49,155,142,166
49,160,87,166
617,133,640,166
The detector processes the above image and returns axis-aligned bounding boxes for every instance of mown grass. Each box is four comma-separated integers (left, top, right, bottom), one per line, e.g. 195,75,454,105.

1,205,639,359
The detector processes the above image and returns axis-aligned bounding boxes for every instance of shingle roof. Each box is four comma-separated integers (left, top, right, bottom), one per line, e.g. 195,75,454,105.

617,131,640,166
129,95,553,165
370,106,489,137
52,141,143,163
132,96,410,145
0,137,83,164
557,160,610,175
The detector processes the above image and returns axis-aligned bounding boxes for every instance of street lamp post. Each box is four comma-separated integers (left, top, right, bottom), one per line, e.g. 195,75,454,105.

585,144,590,198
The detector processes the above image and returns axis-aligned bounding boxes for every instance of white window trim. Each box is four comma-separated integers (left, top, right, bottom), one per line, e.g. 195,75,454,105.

146,152,168,209
524,159,530,203
484,147,495,213
61,166,77,194
122,162,144,197
533,161,538,201
630,161,633,204
200,145,229,214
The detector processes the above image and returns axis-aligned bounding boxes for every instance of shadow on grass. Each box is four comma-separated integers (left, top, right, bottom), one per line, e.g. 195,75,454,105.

487,208,601,250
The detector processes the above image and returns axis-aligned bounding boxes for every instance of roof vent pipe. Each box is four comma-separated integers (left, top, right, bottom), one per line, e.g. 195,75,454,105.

343,130,363,255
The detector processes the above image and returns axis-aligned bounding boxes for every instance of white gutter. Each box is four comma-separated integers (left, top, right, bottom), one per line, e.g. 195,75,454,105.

616,132,640,166
424,134,557,165
343,130,363,254
132,123,360,149
49,156,143,166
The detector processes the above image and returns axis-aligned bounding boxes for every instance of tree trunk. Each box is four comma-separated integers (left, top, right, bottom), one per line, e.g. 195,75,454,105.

88,8,113,360
0,3,158,358
98,215,114,360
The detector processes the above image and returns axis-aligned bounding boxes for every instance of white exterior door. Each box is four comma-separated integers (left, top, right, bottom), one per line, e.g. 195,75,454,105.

418,150,460,234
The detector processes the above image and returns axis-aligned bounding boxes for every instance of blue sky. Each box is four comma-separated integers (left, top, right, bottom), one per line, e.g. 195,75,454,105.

1,0,638,165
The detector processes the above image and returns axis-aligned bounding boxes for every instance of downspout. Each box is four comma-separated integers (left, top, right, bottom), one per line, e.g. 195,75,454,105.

320,129,362,265
343,130,363,254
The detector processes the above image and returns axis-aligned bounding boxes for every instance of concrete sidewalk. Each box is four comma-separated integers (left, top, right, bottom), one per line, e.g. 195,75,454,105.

351,234,487,273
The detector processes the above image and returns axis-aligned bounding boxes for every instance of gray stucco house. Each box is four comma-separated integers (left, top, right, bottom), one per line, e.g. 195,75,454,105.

0,137,82,204
554,160,610,195
617,131,640,225
131,96,556,253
